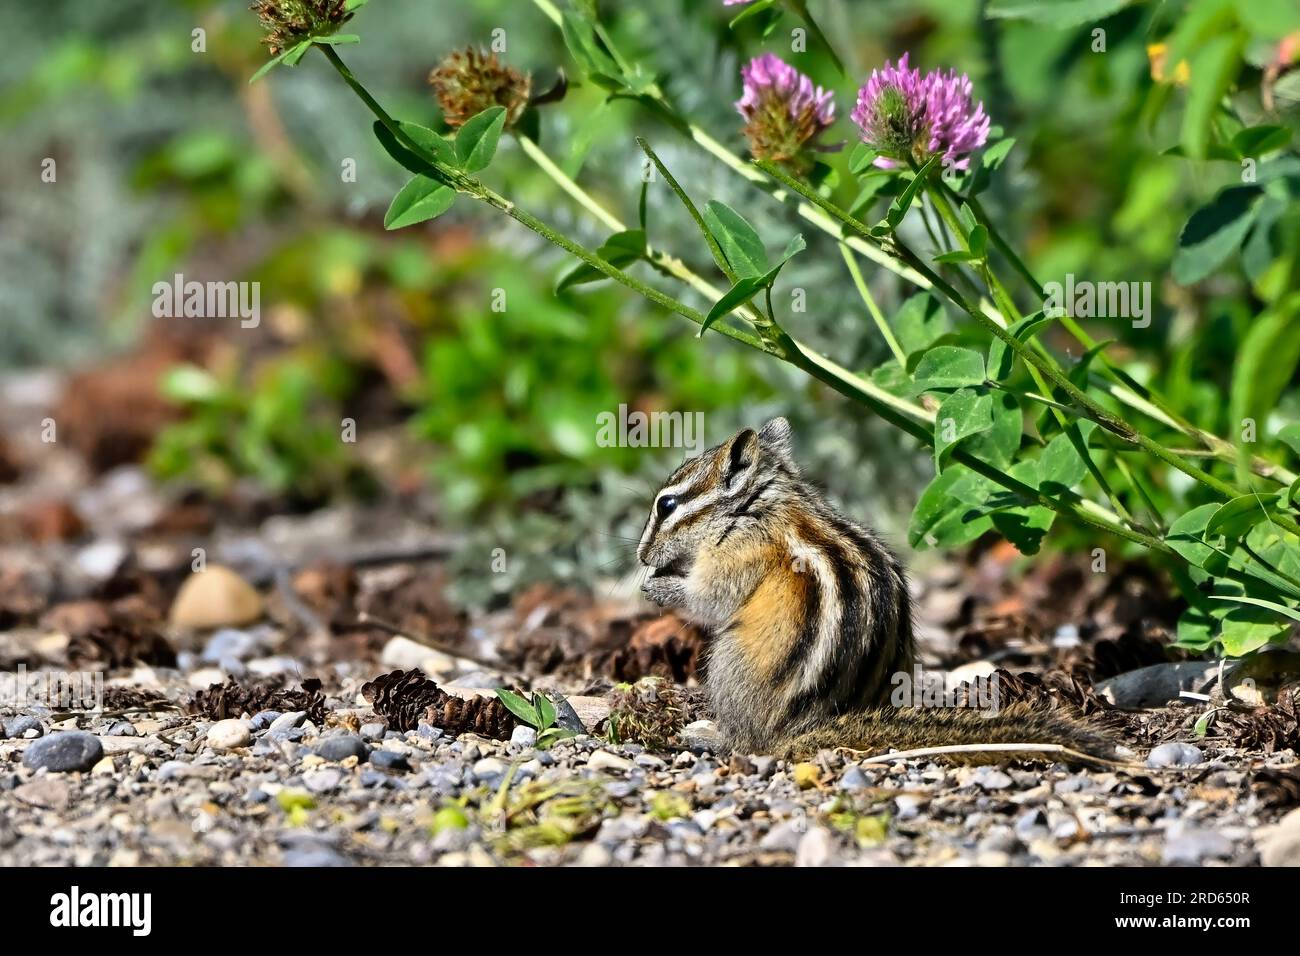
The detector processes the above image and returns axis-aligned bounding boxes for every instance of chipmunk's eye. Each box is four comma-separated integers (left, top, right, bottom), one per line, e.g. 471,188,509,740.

656,495,678,519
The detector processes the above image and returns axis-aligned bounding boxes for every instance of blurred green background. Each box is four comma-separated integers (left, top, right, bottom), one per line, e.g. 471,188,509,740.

3,0,1297,606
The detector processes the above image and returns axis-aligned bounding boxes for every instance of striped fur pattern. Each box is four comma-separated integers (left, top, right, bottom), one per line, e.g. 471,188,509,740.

638,418,914,753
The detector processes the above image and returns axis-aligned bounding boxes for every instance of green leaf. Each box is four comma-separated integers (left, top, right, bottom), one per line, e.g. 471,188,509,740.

968,138,1015,195
967,224,988,258
933,249,981,264
373,121,444,179
249,50,290,84
534,693,558,732
1218,605,1292,656
1181,33,1242,161
729,0,782,27
701,276,766,336
556,229,646,292
849,144,879,174
934,387,994,471
986,0,1133,28
884,154,939,228
495,689,539,728
1278,423,1300,458
1232,125,1291,158
1035,421,1096,493
559,10,625,90
161,365,222,403
965,391,1023,468
908,465,997,549
312,34,360,46
1172,186,1261,285
383,176,455,230
703,201,769,278
1166,503,1228,572
988,311,1051,380
990,504,1054,555
1204,492,1286,539
1229,304,1300,457
912,346,986,391
399,122,455,166
281,40,312,67
455,106,507,172
894,293,948,358
1207,594,1300,623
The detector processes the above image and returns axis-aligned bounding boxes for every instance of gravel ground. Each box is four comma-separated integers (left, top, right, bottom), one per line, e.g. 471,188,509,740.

3,657,1298,867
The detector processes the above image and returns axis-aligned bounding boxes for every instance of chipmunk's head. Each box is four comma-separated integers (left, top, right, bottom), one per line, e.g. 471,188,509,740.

637,417,798,584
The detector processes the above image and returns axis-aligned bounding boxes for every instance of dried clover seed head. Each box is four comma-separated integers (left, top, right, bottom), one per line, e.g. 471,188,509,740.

429,47,532,129
251,0,354,56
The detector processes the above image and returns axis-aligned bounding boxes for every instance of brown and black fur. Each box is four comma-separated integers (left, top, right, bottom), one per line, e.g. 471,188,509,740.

637,418,1114,762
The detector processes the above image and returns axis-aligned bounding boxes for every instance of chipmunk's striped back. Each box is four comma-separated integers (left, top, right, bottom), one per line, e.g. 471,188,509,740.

637,417,914,752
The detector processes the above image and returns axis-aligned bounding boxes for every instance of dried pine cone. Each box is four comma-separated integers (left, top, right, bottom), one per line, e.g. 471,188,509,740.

428,47,531,129
186,677,327,725
361,669,516,739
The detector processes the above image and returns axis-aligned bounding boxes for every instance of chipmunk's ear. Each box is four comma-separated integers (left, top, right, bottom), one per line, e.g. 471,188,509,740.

757,417,794,463
722,427,759,490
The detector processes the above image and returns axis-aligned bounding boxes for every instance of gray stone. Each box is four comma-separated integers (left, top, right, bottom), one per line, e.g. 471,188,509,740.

5,716,43,739
760,820,804,853
1162,822,1233,864
549,695,585,734
1014,808,1048,838
360,722,387,741
201,628,263,664
22,731,103,773
510,725,538,748
283,847,352,867
268,711,307,733
371,750,410,772
105,721,137,737
588,750,634,772
471,757,508,785
972,768,1013,791
838,766,871,791
250,710,282,730
680,719,728,754
303,768,344,793
795,825,837,867
1256,807,1300,866
1146,742,1203,769
314,735,368,763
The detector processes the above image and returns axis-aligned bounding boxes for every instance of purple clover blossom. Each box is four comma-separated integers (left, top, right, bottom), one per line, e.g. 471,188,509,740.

735,53,836,169
851,53,990,172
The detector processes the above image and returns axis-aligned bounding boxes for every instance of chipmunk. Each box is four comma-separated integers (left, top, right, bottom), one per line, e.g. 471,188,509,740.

637,417,1115,762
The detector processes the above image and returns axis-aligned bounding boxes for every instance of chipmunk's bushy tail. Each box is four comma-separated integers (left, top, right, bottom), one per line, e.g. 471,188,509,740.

777,702,1118,764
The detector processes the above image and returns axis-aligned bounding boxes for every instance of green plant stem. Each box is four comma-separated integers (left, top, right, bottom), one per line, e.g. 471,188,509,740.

315,45,1156,552
963,191,1298,487
758,156,1300,538
528,0,928,290
927,180,1140,529
839,242,907,367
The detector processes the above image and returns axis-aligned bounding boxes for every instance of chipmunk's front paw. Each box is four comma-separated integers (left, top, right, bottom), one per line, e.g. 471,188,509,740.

641,572,688,609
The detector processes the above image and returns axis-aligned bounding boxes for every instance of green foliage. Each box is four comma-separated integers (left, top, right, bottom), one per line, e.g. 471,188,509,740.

149,357,369,504
494,690,576,748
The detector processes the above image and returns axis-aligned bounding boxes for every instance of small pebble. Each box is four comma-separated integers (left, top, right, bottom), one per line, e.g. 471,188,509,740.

22,731,103,773
1146,742,1203,768
314,735,368,763
207,719,252,751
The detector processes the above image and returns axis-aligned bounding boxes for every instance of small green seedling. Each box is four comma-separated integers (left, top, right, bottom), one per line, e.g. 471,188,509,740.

495,689,578,749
